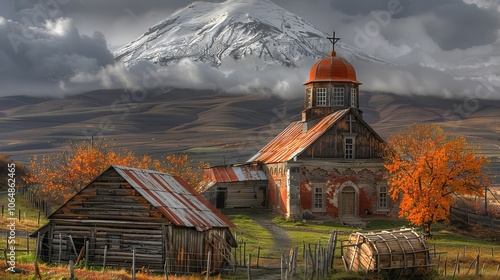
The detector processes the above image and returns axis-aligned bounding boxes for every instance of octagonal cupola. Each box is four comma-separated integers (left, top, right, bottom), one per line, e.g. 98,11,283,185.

302,33,362,122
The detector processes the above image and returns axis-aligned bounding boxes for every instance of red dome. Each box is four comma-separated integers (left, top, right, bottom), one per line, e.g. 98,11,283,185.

304,51,361,85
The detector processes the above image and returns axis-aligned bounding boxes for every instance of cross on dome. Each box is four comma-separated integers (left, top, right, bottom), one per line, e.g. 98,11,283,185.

327,31,340,56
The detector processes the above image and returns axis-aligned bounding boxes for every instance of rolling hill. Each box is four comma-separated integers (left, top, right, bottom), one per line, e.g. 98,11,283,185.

0,89,498,186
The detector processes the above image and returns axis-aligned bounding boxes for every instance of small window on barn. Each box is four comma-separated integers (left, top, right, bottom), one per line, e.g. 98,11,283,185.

107,234,123,250
316,88,328,106
378,186,389,210
313,186,325,212
345,137,355,159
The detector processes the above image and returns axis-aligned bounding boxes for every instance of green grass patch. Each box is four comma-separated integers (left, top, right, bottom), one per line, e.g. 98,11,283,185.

227,213,277,257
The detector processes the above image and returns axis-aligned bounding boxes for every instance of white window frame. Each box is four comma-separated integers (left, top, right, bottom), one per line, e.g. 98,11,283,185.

345,137,355,159
313,186,325,212
333,87,345,106
378,186,389,210
350,88,357,107
316,88,328,106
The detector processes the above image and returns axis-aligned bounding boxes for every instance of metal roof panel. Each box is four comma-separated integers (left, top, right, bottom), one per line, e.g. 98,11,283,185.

248,109,350,163
210,166,267,183
114,166,234,231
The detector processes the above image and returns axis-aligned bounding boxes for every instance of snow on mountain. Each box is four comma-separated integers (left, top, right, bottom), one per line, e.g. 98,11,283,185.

114,0,388,68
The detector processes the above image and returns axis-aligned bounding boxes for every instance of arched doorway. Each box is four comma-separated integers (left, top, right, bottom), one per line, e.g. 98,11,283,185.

341,185,357,218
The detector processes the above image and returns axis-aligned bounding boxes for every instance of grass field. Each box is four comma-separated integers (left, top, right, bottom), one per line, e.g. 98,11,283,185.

1,197,500,279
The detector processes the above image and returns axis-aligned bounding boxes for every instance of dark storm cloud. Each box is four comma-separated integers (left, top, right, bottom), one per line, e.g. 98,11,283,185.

329,0,500,50
0,0,499,99
0,0,114,96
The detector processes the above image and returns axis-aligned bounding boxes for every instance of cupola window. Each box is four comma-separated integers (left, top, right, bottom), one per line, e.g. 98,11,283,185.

306,88,312,108
333,87,345,106
316,88,328,106
350,88,357,107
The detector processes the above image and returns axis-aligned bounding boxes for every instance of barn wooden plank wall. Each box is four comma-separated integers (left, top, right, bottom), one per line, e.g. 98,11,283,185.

36,167,236,273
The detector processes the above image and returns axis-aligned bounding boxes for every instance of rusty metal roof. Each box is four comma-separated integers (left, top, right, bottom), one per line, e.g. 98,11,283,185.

114,166,234,231
248,109,350,164
207,165,267,183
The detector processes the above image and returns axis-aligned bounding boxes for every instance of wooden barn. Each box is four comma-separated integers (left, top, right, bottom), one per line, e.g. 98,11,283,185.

31,166,237,273
342,228,431,273
247,43,391,222
199,165,267,209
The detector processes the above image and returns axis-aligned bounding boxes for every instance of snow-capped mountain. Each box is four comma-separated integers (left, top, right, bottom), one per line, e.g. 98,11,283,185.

115,0,387,68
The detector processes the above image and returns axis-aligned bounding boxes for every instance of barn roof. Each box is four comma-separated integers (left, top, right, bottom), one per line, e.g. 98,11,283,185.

207,165,267,183
42,166,234,232
113,166,234,231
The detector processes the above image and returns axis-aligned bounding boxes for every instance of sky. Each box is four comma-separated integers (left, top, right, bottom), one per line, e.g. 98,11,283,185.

0,0,499,99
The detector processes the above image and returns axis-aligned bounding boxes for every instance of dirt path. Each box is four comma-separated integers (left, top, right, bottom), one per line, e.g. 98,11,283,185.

252,216,293,251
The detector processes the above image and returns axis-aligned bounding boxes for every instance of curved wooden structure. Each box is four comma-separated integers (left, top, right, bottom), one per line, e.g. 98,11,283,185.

341,228,431,272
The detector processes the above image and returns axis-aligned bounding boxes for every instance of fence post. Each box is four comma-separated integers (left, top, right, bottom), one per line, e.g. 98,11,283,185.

85,240,89,267
280,252,285,280
68,235,77,257
26,232,29,254
36,232,41,259
247,254,252,280
206,250,212,280
243,242,247,267
58,233,62,264
475,255,479,276
304,247,308,280
132,248,136,280
256,246,260,268
69,260,74,280
103,245,108,273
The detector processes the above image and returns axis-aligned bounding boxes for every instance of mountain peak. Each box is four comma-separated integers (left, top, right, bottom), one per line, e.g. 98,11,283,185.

114,0,387,68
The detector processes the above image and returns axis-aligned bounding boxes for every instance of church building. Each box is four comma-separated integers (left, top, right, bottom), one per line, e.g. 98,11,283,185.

246,35,390,221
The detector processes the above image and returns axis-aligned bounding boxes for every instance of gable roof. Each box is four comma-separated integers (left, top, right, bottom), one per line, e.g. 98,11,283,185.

247,108,384,164
48,166,234,231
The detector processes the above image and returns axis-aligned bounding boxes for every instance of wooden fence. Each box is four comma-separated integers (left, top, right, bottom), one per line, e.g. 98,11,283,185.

21,187,52,217
3,230,500,279
450,206,500,230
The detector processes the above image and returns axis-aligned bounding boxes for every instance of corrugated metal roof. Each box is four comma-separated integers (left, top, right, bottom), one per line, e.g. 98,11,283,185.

248,109,350,164
114,166,234,231
209,166,267,183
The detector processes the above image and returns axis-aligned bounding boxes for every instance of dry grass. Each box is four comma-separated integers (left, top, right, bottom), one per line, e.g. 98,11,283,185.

1,262,224,280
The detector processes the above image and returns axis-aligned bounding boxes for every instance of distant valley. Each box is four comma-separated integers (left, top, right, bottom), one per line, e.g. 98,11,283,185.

1,89,498,179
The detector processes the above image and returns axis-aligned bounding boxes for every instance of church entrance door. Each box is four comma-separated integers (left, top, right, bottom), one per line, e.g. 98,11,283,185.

341,186,356,218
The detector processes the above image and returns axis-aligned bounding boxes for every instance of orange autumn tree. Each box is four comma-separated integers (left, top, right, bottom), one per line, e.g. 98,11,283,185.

384,123,489,234
153,154,208,190
26,139,205,204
